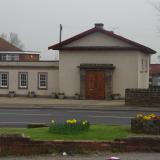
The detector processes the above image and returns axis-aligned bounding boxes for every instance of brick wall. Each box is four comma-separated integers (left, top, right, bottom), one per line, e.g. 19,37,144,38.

125,88,160,107
0,134,160,156
19,54,39,62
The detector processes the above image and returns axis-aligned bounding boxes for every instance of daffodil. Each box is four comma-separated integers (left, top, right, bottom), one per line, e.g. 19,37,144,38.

143,116,151,120
136,114,143,119
51,120,55,123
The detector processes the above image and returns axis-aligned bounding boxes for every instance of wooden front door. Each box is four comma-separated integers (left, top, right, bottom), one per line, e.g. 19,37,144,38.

85,70,105,100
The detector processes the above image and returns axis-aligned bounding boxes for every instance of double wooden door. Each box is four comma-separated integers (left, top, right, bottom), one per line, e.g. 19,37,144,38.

85,70,105,100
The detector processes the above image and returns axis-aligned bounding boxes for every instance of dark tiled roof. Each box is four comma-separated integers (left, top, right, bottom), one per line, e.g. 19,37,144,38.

0,38,22,51
150,64,160,75
48,27,156,54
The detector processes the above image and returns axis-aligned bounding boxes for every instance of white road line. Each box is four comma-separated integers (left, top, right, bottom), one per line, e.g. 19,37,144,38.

67,110,124,114
89,115,134,119
0,109,40,112
0,113,52,116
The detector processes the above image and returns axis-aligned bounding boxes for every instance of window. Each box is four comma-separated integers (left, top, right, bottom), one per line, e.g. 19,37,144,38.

145,59,148,72
0,54,7,61
19,73,28,88
141,59,144,71
38,73,47,89
0,73,8,88
0,54,19,61
7,54,19,61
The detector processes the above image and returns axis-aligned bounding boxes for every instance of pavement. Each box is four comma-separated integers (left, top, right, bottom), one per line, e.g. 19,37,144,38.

1,153,160,160
0,97,159,112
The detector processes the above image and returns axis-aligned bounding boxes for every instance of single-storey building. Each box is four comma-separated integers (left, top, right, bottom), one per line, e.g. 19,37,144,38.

150,64,160,86
48,23,156,99
0,23,156,99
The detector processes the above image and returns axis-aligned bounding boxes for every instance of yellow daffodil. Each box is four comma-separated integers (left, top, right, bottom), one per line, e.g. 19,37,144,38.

66,119,77,124
148,114,156,118
143,116,151,120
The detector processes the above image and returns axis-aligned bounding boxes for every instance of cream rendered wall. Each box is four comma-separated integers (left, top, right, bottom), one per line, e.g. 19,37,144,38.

59,51,140,97
0,68,59,96
66,32,132,47
138,52,150,88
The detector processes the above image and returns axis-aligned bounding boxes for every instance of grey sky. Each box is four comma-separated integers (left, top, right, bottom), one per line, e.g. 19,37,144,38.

0,0,160,62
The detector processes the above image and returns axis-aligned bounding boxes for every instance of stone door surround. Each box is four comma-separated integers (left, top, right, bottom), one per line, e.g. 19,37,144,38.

79,64,115,100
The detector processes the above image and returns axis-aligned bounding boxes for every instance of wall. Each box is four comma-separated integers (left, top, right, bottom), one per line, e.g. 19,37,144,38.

0,61,59,97
1,135,160,156
66,32,132,47
59,51,140,97
138,52,150,88
19,54,39,62
125,88,160,107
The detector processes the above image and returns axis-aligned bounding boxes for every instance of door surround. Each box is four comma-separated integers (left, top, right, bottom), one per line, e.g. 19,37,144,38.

79,64,115,100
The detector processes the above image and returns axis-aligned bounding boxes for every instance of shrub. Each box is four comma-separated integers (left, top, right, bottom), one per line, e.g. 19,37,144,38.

49,119,90,134
131,114,160,135
27,123,47,128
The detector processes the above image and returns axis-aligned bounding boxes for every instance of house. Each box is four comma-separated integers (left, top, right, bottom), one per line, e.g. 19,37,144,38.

0,23,156,99
150,64,160,86
49,23,156,99
0,38,59,97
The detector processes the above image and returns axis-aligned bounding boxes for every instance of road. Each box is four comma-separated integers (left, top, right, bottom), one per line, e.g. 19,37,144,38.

0,108,160,127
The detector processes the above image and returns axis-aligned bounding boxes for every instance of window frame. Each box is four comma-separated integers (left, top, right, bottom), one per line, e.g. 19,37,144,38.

38,72,48,90
18,72,28,89
0,72,9,89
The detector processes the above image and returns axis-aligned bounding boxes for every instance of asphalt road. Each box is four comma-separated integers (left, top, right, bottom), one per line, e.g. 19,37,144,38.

0,108,160,127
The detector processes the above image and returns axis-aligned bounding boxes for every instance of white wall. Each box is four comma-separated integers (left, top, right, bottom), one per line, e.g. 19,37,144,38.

0,65,59,96
138,52,150,88
59,51,140,97
66,32,132,47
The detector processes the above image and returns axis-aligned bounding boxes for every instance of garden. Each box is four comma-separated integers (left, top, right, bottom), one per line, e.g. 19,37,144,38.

131,113,160,135
0,120,129,141
0,114,160,141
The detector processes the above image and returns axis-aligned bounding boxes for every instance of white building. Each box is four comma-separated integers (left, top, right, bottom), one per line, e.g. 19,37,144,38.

0,24,156,99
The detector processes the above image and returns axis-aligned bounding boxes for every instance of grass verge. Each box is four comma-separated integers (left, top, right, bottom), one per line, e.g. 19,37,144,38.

0,125,131,141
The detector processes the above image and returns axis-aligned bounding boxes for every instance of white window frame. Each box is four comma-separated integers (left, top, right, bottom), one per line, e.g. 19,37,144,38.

0,54,19,61
38,73,48,89
19,72,28,89
0,72,8,88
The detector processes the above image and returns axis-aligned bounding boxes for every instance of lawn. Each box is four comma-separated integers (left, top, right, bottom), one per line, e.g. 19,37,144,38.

0,125,131,141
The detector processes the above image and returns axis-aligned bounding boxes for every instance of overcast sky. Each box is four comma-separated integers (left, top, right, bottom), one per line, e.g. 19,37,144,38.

0,0,160,63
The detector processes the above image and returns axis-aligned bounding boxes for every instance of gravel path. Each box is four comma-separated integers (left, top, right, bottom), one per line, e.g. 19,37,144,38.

1,153,160,160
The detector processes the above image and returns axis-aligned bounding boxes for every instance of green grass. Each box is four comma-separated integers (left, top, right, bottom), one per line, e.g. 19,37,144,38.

0,125,131,141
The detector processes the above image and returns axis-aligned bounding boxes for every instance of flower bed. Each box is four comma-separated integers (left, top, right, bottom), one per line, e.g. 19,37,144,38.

131,114,160,134
49,119,90,134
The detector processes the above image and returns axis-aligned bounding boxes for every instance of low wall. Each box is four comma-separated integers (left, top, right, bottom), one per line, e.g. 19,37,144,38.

125,88,160,107
0,134,160,156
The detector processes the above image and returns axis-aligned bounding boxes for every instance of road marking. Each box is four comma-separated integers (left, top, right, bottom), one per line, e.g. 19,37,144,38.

67,110,124,114
89,115,134,119
0,113,52,116
0,109,40,112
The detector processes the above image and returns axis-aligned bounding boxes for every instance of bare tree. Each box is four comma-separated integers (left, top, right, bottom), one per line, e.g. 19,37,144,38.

0,33,7,40
0,32,24,50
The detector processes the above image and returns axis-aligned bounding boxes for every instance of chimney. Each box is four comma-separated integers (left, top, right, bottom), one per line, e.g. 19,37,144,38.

94,23,104,29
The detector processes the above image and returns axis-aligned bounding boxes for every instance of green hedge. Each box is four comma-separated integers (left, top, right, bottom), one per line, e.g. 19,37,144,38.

49,119,90,134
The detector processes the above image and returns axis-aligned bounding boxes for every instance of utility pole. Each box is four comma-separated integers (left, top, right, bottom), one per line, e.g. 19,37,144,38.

59,24,63,42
